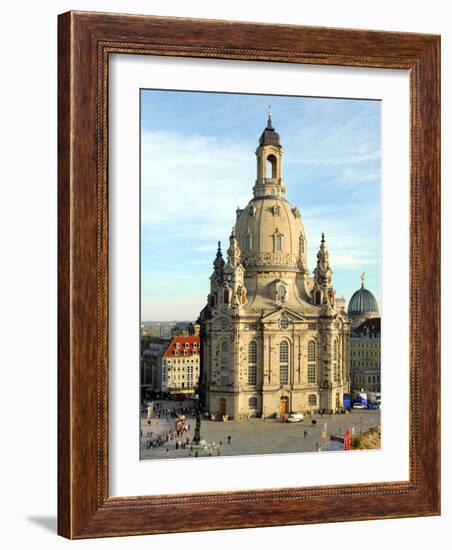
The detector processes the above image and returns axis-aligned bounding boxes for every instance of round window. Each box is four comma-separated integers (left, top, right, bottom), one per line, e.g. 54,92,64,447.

280,316,290,329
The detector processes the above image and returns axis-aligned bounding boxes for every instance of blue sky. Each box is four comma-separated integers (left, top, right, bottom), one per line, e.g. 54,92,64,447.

141,90,381,321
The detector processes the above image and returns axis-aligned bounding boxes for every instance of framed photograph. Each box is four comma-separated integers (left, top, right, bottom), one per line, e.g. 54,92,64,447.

58,11,440,538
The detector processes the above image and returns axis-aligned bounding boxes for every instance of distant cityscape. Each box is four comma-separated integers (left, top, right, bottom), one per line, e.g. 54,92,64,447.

141,321,195,340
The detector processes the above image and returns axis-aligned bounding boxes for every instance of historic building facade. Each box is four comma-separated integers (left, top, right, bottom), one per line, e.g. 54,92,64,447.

348,276,381,394
349,317,381,394
141,339,169,395
199,114,351,419
161,336,200,396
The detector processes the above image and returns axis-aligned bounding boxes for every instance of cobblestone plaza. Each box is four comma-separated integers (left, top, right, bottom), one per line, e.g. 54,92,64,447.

140,400,380,460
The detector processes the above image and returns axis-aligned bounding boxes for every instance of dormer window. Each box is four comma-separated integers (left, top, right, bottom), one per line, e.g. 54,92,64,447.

277,286,286,301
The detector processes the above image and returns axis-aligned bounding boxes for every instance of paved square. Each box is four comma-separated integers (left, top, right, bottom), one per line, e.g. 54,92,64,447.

140,399,380,460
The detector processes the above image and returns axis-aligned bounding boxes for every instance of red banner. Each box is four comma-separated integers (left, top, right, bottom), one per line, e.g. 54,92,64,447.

345,428,351,450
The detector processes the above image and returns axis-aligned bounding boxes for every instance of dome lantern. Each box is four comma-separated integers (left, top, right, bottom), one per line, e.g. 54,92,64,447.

253,109,286,199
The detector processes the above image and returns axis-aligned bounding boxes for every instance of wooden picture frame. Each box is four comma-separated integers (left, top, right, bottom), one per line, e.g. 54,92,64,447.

58,11,440,538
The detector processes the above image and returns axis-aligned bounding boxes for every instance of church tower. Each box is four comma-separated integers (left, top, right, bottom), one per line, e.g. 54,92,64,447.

253,107,285,199
199,113,350,420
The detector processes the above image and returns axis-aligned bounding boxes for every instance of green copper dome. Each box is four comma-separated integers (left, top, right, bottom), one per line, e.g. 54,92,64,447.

348,274,379,316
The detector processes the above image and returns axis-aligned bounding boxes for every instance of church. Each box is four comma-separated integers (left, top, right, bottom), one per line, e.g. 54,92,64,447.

198,112,351,419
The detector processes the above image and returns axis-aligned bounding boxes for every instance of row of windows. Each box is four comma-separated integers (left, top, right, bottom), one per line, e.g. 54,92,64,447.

352,360,378,368
351,350,380,357
175,342,198,349
218,340,343,386
246,395,318,410
353,374,380,384
248,340,338,363
352,341,380,347
244,233,283,252
173,349,199,357
165,358,199,363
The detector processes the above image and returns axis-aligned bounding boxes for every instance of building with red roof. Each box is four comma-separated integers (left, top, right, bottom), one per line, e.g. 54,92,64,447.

161,336,200,394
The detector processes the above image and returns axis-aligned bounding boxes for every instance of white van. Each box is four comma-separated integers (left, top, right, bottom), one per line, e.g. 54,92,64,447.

286,412,304,423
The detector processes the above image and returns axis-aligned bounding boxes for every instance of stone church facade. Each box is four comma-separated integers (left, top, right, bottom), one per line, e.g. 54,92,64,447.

199,113,351,419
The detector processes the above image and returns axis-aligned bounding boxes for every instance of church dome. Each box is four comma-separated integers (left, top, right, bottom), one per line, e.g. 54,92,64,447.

348,278,379,316
234,113,308,272
235,198,305,270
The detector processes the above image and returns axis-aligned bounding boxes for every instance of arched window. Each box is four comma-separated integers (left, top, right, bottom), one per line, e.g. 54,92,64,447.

274,233,282,252
220,341,228,365
220,341,229,386
279,341,289,384
308,394,317,406
267,154,277,178
248,341,257,385
245,234,252,252
315,290,322,305
223,288,229,304
307,340,316,383
333,339,338,382
249,397,258,410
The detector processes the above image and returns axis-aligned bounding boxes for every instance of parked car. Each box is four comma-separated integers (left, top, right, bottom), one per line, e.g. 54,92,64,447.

353,402,366,410
286,412,304,422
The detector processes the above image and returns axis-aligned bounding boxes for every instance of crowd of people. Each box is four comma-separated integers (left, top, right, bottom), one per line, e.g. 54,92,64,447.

141,405,234,457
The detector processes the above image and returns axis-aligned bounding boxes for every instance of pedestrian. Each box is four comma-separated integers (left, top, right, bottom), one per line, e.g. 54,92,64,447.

195,451,198,458
227,435,231,444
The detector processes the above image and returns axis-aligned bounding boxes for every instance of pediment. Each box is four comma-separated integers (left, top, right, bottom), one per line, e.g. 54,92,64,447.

261,307,305,323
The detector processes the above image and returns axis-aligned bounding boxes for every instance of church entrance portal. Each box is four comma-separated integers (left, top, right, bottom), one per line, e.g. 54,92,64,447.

280,396,289,416
219,398,227,416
